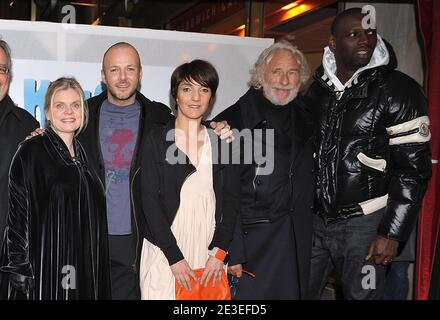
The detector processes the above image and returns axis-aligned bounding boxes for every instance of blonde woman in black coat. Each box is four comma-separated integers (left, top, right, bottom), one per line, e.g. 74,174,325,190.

0,77,111,300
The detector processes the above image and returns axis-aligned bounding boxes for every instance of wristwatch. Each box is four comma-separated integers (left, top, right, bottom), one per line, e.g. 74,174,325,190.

208,247,230,263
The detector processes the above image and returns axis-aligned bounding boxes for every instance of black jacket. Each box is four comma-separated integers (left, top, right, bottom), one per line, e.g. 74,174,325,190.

0,96,39,249
306,40,432,242
78,91,172,273
0,127,110,299
140,119,240,266
214,88,316,299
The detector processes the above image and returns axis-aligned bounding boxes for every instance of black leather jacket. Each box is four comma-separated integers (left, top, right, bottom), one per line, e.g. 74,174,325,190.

306,41,432,242
78,91,172,274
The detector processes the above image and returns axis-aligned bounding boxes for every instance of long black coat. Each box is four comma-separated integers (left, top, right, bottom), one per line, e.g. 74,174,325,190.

0,96,39,248
214,88,316,299
0,128,111,299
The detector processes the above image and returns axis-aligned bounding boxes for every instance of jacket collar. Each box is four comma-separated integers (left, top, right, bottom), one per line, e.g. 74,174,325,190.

92,90,148,109
162,118,214,143
44,127,83,166
314,36,397,99
321,34,390,91
238,88,315,167
91,90,170,123
162,118,225,171
237,88,269,129
0,95,25,124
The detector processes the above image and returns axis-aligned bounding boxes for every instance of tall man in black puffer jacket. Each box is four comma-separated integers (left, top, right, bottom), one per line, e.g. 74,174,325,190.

306,8,432,299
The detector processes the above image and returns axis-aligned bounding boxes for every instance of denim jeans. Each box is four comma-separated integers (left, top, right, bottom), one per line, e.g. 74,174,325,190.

308,210,387,300
383,261,410,300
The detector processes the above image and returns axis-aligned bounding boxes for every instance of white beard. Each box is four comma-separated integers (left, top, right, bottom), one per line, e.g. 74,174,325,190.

262,84,299,106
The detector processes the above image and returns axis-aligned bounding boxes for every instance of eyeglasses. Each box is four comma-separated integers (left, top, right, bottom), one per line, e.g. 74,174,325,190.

0,65,9,75
229,270,256,299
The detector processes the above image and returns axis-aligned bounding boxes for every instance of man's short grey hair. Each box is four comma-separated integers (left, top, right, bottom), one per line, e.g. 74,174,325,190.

248,41,310,89
0,39,12,76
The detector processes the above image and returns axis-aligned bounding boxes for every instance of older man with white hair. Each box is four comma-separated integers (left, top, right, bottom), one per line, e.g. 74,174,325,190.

0,39,39,299
215,41,316,299
0,39,39,249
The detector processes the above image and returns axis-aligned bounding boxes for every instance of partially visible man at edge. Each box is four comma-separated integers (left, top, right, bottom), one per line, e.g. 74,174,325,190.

0,39,39,298
0,39,39,249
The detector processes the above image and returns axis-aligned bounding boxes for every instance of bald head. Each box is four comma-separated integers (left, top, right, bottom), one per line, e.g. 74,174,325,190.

102,42,141,71
101,42,143,106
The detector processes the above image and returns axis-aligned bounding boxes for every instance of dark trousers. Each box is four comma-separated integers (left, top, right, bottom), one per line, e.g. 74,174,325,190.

109,234,140,300
233,215,299,300
308,210,387,300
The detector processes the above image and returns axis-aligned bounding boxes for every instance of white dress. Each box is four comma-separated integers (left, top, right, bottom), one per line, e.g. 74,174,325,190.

140,129,216,300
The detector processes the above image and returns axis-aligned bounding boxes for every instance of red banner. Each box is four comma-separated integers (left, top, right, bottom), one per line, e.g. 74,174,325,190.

416,0,440,300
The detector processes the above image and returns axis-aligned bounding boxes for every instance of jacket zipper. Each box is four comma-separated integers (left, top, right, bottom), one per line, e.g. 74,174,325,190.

95,105,106,187
219,166,224,223
288,156,295,210
333,96,344,207
128,109,144,273
90,116,107,284
288,106,295,197
130,167,141,273
168,167,196,228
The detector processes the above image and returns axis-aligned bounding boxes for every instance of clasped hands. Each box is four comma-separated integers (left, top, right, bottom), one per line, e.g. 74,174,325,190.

171,256,224,291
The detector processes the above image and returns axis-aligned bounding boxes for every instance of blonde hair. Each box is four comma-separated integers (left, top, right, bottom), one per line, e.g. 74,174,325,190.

44,77,88,136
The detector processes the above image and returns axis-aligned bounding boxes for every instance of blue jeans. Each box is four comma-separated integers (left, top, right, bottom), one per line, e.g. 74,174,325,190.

308,211,387,300
383,261,410,300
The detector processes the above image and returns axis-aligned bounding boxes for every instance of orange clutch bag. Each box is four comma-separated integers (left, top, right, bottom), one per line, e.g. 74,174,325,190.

175,268,231,300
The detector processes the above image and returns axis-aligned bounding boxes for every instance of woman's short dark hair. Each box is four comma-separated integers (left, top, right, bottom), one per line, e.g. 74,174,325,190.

170,59,219,100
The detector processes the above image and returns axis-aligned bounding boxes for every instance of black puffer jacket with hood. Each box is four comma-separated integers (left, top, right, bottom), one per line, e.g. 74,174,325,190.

306,36,432,242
